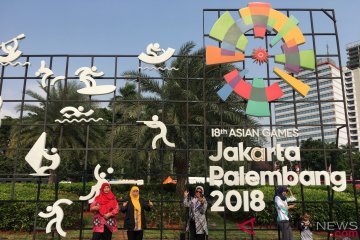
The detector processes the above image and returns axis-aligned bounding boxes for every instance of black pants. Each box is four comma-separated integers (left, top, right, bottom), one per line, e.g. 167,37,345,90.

127,230,143,240
92,226,112,240
189,220,205,240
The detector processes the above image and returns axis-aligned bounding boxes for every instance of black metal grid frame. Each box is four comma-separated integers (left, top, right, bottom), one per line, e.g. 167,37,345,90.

202,7,360,240
0,6,358,240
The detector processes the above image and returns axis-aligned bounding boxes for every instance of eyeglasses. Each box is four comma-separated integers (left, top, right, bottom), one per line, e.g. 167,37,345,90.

196,190,202,193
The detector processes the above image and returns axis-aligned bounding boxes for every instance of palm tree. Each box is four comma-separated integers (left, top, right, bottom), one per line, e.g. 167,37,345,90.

7,81,107,182
114,41,261,197
108,82,162,182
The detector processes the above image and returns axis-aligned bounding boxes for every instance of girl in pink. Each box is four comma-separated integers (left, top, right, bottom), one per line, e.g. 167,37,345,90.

90,183,119,240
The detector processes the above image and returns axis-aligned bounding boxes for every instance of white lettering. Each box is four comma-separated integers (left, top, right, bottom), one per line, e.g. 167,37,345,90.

209,142,223,161
209,166,223,186
208,166,347,192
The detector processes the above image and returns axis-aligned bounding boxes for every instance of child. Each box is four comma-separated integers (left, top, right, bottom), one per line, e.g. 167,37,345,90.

299,212,313,240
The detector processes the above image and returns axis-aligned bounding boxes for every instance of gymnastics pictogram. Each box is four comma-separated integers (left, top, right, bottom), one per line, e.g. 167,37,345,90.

206,2,316,117
35,60,65,88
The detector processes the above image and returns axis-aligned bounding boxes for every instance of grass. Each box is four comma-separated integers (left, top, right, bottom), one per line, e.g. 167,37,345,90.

1,229,356,240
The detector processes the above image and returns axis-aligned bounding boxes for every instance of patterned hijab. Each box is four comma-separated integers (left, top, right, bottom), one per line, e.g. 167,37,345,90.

192,186,204,204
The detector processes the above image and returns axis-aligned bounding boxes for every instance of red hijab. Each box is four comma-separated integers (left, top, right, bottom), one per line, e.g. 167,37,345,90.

95,183,117,216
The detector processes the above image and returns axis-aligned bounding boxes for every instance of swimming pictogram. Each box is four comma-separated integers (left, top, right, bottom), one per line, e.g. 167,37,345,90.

55,106,103,123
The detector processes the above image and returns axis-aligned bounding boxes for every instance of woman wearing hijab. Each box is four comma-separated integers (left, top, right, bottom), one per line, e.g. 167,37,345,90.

274,186,295,240
183,186,208,240
90,182,119,240
121,186,153,240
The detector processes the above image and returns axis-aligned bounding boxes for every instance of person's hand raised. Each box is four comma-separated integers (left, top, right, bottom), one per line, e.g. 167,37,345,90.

184,190,189,198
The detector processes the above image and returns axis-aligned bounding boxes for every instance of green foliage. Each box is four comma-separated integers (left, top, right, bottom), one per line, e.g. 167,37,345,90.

337,148,360,179
300,139,360,179
1,183,358,233
222,185,359,227
55,182,177,196
0,184,81,231
0,117,18,174
115,42,263,197
299,138,341,171
4,82,109,181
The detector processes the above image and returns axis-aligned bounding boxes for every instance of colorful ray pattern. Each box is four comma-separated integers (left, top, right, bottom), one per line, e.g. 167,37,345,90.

206,46,245,65
239,2,271,38
220,70,284,117
274,40,315,73
206,2,316,117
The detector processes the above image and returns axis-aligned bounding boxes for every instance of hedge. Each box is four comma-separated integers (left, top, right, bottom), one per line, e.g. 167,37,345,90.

222,185,360,226
0,183,358,231
0,183,82,231
0,183,182,231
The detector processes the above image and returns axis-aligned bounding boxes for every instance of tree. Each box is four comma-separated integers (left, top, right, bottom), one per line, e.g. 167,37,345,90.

337,144,360,180
7,82,107,182
108,82,158,181
300,138,342,171
116,42,261,197
0,117,17,175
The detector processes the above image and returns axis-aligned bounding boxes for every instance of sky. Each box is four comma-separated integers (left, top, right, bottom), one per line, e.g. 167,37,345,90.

1,0,360,119
1,0,359,56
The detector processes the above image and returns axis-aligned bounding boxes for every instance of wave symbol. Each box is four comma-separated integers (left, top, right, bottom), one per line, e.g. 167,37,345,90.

0,62,30,66
139,66,179,71
55,118,103,123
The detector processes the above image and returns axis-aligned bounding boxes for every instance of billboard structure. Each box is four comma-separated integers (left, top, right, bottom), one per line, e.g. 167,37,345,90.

0,3,359,239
